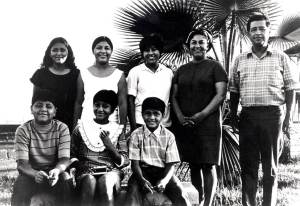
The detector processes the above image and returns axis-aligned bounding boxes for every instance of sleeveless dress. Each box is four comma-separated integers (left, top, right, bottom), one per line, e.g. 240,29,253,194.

30,68,80,131
81,67,123,123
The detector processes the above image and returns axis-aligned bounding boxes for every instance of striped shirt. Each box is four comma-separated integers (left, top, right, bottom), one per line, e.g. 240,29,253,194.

15,120,70,170
128,125,180,168
229,47,297,106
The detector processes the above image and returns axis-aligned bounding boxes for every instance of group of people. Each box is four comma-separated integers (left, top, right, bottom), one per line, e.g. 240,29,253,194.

11,13,296,206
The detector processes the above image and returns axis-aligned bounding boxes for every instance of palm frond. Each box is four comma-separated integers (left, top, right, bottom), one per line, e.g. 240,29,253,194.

284,43,300,56
276,14,300,41
110,49,142,76
269,37,298,51
114,0,200,64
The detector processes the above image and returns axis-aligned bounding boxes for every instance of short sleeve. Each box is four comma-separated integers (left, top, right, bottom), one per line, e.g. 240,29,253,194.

229,57,240,93
165,133,180,163
282,53,297,91
213,61,228,83
58,123,71,159
128,131,141,160
30,69,43,87
127,67,139,97
15,125,30,161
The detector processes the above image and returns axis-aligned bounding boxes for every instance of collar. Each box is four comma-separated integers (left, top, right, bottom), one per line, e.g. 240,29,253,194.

143,124,163,138
247,46,273,58
141,63,163,73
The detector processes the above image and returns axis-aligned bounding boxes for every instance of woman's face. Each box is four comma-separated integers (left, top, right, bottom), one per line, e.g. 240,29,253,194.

189,34,208,60
93,41,112,64
50,43,68,64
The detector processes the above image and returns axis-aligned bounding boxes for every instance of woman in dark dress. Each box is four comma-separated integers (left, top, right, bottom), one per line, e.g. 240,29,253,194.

31,37,84,132
171,29,227,206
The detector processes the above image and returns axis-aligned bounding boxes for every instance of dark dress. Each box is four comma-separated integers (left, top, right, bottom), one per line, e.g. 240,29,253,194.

30,68,80,131
171,60,228,165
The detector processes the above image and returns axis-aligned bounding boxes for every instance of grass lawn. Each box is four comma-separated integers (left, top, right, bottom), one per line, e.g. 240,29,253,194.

0,159,299,206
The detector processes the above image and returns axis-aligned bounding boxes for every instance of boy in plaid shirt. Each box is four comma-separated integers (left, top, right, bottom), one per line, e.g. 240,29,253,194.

126,97,190,206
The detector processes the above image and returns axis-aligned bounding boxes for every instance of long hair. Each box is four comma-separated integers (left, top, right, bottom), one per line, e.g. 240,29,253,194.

40,37,77,70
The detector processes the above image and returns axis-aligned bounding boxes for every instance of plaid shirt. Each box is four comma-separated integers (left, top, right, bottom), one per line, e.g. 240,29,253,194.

229,47,296,106
128,125,180,168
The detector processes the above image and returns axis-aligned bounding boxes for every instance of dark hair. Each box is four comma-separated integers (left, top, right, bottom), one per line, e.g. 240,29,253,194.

92,36,113,52
32,88,57,106
186,29,213,51
247,13,270,32
41,37,77,70
93,90,118,112
142,97,165,115
139,34,164,54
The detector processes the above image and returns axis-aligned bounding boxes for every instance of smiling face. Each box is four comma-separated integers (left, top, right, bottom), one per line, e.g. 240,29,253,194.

249,20,270,47
93,100,112,123
93,41,112,65
189,34,208,61
143,46,160,68
50,43,68,64
31,101,56,125
142,109,163,131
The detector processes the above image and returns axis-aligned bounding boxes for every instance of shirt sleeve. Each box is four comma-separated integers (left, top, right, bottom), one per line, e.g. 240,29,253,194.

128,131,141,160
214,61,228,83
282,53,297,91
165,133,180,163
14,125,30,161
127,67,138,97
30,69,43,87
229,57,240,93
58,123,71,159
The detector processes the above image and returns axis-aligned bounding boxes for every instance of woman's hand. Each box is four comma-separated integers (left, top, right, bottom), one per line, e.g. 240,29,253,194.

189,112,207,125
34,170,48,184
177,114,194,127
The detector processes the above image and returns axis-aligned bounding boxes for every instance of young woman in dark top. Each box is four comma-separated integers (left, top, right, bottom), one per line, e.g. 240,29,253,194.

171,29,228,206
31,37,84,132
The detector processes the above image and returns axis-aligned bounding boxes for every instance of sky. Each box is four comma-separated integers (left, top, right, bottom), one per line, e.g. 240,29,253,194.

0,0,299,124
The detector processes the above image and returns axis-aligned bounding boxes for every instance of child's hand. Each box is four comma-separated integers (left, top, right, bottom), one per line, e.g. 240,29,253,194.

155,179,168,193
99,130,110,140
48,168,60,186
142,179,154,194
34,170,48,184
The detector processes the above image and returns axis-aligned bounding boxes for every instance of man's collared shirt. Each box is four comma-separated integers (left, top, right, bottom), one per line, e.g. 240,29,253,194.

128,125,180,168
229,47,296,107
127,63,173,127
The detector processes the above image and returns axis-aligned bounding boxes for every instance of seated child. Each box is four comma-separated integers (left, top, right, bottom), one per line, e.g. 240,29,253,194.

11,89,72,206
126,97,191,206
71,90,129,206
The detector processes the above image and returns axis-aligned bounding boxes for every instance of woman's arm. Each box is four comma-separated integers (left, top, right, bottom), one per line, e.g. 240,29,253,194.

73,73,84,130
171,83,192,126
190,81,227,124
117,73,128,125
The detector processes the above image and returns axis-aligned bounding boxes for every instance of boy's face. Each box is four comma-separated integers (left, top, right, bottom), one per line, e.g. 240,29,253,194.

31,101,56,125
142,109,163,131
143,46,160,66
93,100,112,122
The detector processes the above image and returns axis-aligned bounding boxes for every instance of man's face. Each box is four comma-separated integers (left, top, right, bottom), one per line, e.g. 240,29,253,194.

249,20,270,47
142,109,163,131
31,101,56,125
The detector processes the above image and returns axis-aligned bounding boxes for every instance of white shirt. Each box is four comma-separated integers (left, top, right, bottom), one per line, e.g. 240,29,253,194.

81,67,123,123
127,63,173,127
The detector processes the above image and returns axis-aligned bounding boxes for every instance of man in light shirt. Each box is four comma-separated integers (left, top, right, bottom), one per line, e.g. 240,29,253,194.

229,13,296,206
